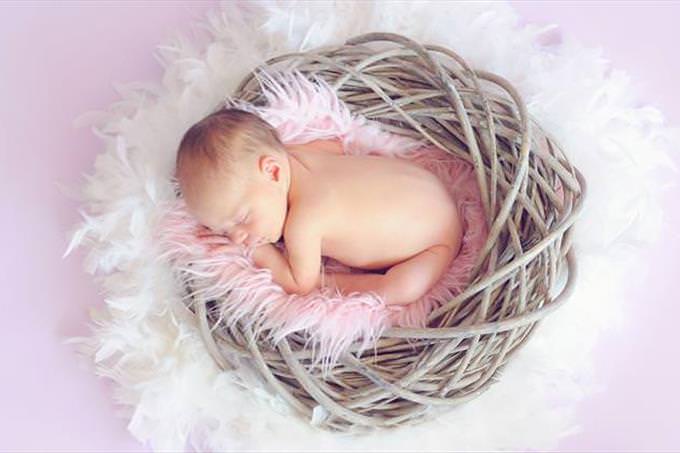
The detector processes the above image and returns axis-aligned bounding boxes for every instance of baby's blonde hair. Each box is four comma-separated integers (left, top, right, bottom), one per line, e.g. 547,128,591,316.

175,108,285,191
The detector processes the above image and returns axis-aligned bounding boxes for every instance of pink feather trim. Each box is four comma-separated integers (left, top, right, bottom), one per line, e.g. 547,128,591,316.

157,70,488,371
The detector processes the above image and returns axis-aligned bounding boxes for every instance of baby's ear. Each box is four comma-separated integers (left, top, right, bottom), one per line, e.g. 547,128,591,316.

260,155,281,181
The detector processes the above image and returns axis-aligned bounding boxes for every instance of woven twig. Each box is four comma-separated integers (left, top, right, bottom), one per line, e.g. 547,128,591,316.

187,32,586,433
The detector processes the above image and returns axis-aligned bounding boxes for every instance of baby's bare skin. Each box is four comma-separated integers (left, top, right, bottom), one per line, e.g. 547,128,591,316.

187,138,463,306
283,140,463,304
288,141,461,269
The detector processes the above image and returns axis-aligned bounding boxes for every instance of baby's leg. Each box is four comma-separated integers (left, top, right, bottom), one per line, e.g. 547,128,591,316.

324,244,455,305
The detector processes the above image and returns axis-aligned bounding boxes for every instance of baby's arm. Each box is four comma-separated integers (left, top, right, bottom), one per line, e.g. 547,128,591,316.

251,243,301,293
252,208,322,295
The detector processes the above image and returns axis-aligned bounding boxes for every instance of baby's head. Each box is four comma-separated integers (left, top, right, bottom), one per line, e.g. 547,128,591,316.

175,108,290,246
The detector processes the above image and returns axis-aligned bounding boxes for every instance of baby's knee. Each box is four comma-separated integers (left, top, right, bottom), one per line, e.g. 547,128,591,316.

380,270,430,305
381,245,454,305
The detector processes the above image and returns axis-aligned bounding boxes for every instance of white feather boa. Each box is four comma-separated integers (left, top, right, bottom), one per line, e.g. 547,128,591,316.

63,1,679,451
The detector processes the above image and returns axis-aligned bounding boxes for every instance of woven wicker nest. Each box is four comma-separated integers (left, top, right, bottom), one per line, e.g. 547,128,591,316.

188,32,586,432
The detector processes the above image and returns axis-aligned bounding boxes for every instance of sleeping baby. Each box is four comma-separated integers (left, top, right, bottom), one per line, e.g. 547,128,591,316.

175,108,463,306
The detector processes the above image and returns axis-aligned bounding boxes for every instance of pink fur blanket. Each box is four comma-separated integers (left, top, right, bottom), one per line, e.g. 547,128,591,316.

158,71,488,368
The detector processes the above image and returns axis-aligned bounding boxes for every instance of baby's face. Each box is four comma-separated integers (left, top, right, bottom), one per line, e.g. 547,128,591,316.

183,153,289,246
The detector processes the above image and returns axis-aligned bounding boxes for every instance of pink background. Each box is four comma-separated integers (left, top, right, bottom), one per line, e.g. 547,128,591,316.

1,1,678,451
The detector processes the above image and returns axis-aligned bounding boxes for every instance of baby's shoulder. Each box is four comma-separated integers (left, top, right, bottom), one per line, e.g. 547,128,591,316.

284,199,327,237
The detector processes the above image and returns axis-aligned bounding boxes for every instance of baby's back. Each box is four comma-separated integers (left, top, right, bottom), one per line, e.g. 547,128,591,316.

289,147,462,270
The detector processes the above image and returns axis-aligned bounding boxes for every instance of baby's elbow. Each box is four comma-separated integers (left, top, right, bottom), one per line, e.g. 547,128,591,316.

294,283,316,296
291,278,318,296
287,286,312,297
381,278,429,306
